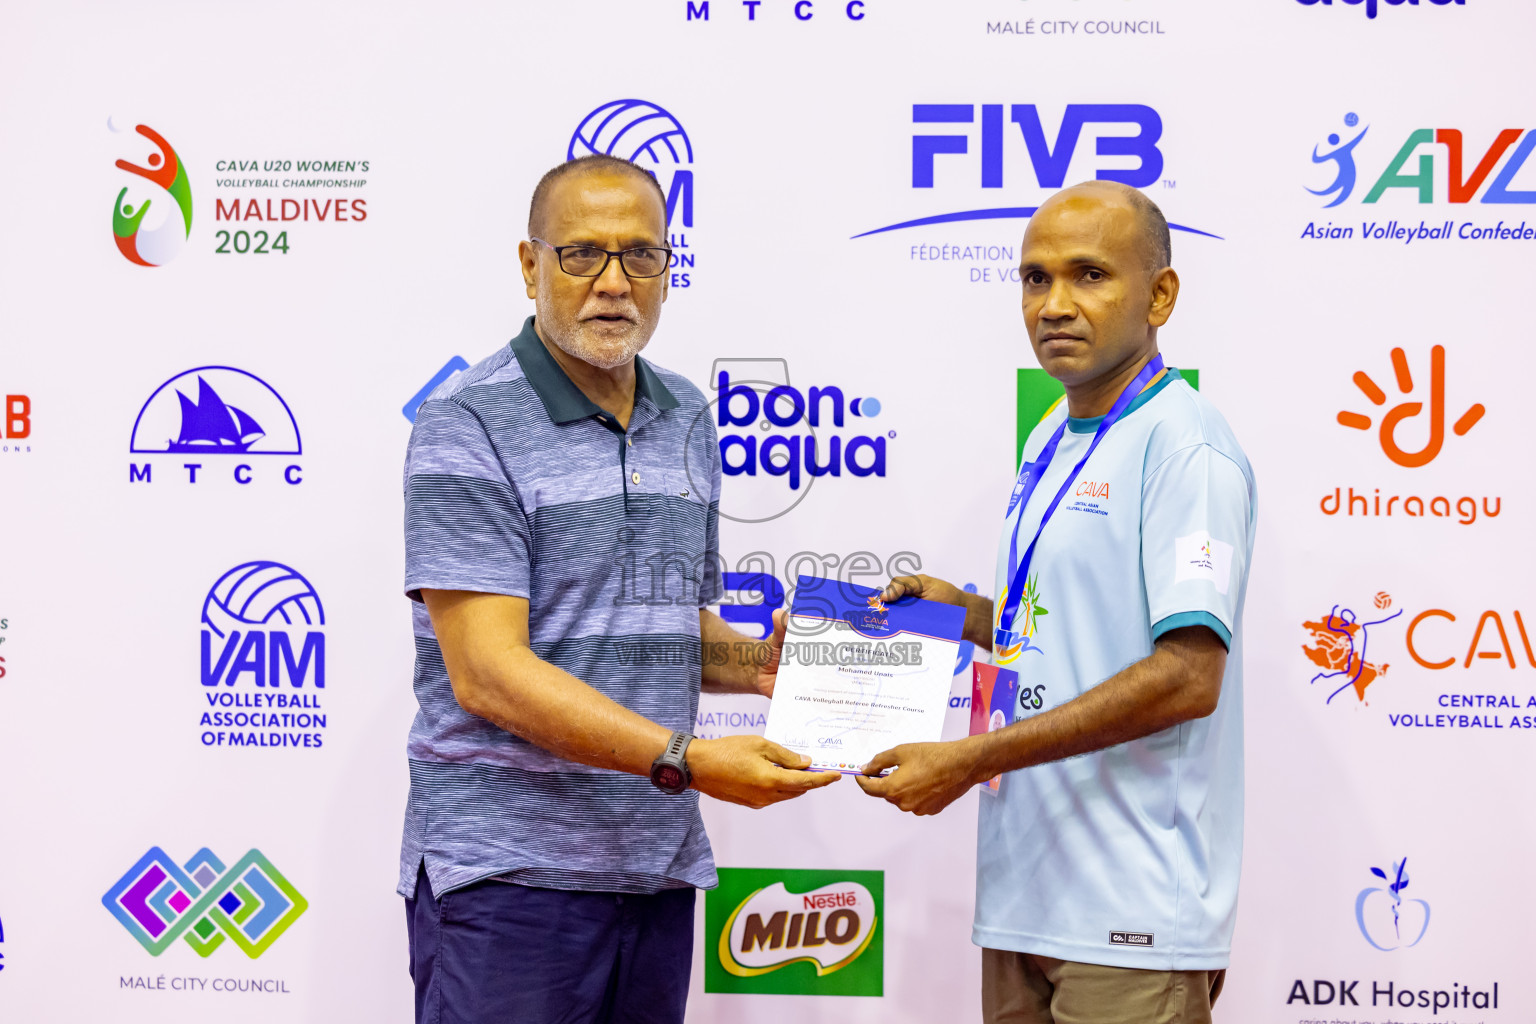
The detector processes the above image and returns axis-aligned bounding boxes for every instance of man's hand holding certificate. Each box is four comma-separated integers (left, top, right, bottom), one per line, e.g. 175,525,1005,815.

763,576,968,774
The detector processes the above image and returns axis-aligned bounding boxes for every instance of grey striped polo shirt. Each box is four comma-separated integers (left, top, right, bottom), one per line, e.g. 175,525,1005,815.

399,315,722,898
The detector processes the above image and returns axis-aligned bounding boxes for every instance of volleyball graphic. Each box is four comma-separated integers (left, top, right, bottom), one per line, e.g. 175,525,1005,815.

202,561,325,638
568,99,693,166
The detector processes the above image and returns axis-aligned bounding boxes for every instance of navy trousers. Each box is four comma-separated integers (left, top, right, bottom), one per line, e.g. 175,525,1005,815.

405,864,695,1024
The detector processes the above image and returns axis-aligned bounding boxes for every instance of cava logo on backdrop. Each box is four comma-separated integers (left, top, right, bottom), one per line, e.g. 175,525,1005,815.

1301,592,1402,705
1296,0,1463,18
3,392,31,453
686,358,892,524
569,100,696,288
128,367,303,487
110,119,194,267
1302,112,1536,243
706,868,883,996
854,104,1219,282
1320,346,1500,526
103,847,307,958
199,562,327,750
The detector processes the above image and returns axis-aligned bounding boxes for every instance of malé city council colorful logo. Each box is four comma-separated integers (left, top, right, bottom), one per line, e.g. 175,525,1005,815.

102,847,306,957
111,118,193,267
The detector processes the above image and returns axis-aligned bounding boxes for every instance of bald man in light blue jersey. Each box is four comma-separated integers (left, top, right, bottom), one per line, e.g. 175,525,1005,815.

858,182,1256,1024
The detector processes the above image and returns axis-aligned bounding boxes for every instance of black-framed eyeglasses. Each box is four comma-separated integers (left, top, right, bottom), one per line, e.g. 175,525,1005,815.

530,237,673,279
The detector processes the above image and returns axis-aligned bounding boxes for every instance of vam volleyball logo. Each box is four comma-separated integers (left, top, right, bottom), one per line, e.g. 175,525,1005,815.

200,561,328,750
110,118,193,267
569,99,697,287
102,846,307,958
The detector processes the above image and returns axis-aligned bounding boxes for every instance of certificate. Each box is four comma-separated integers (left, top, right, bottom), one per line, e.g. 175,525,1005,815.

764,575,967,773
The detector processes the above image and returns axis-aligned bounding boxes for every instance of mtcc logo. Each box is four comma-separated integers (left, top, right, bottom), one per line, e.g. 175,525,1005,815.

1338,346,1485,467
110,118,193,267
102,847,308,958
129,367,303,486
569,99,696,287
686,358,889,524
1356,856,1429,951
1297,0,1464,18
1309,112,1536,207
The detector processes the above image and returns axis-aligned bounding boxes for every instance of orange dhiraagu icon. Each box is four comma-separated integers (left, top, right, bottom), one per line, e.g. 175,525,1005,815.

1338,346,1484,468
112,120,193,267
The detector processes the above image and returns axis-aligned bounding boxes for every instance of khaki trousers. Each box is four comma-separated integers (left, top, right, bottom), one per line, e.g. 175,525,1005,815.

982,948,1226,1024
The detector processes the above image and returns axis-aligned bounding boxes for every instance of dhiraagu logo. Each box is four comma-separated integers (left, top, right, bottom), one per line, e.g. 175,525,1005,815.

706,868,883,997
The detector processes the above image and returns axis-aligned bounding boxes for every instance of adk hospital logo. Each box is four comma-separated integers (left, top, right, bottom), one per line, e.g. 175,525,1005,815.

200,561,328,750
706,868,883,997
103,847,307,958
129,367,304,487
1302,112,1536,243
111,119,193,267
570,99,697,288
855,103,1221,283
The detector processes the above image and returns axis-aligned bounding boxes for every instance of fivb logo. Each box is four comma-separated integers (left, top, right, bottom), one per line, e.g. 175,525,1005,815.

853,105,1218,240
706,868,883,996
110,118,193,267
569,99,697,287
1297,0,1463,19
200,562,328,749
129,367,303,486
1309,112,1536,208
102,847,307,958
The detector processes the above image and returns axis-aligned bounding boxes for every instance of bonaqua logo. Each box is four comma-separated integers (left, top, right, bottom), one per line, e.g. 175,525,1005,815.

110,118,193,267
1297,0,1464,19
102,847,307,957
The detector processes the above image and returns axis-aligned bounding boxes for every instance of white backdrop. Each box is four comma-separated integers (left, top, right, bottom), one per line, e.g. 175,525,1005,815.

3,1,1535,1021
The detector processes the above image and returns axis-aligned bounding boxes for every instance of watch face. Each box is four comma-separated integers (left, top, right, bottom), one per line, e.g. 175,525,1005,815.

655,765,684,792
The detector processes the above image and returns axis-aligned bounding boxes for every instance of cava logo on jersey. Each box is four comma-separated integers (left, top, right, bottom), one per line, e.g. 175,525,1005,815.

199,562,327,750
1297,0,1464,19
1302,112,1536,243
110,119,193,267
569,99,696,288
103,847,307,958
687,358,891,524
1358,856,1429,951
855,104,1218,282
706,868,883,996
1302,592,1402,705
1321,346,1500,525
129,367,303,487
3,393,31,453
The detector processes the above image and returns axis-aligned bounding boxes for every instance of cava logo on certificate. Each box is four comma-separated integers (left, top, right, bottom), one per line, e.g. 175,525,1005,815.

765,576,966,773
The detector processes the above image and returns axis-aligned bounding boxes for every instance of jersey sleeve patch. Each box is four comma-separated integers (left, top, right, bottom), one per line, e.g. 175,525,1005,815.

1173,530,1234,596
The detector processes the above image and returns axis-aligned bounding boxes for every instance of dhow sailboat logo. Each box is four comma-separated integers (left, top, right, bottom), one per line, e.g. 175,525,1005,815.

128,367,304,487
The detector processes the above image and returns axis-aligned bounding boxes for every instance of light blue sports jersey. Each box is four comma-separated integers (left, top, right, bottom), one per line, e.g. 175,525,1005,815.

974,369,1256,970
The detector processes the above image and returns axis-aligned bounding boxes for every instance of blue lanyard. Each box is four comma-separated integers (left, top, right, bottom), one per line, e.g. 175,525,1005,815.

995,355,1165,648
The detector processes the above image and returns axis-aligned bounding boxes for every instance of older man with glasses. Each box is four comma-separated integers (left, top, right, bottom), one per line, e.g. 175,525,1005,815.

397,154,839,1024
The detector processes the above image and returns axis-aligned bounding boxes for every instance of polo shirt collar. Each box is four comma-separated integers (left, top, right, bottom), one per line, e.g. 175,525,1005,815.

509,315,678,426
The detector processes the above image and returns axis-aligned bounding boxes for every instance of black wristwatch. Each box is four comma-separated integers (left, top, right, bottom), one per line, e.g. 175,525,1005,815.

650,731,694,795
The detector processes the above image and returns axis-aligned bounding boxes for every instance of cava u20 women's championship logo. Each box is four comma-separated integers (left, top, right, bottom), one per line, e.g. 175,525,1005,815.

110,117,193,267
